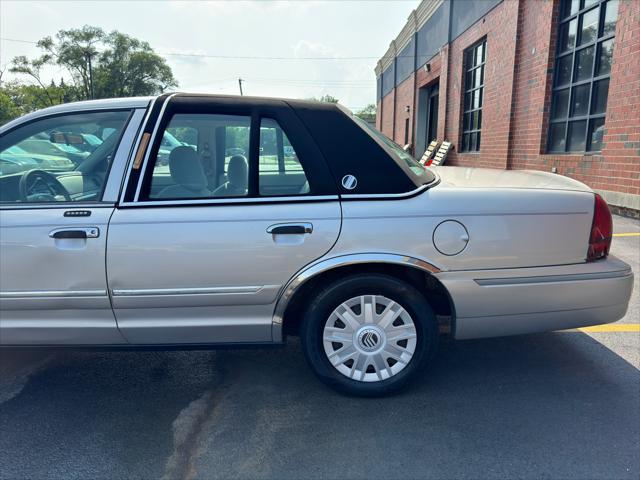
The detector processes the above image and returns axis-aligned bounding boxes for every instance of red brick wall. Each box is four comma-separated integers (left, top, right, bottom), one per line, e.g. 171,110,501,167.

508,0,556,169
393,73,415,146
596,0,640,198
381,91,395,138
378,0,640,205
508,0,640,199
376,100,382,131
445,0,520,169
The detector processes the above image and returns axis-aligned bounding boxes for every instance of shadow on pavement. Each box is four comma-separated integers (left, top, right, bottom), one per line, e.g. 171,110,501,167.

0,350,219,480
0,332,638,480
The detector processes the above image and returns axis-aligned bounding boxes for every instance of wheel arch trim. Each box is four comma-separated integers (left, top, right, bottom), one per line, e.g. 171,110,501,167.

271,253,443,341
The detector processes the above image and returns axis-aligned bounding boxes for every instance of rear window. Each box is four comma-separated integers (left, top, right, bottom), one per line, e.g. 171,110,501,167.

352,115,436,185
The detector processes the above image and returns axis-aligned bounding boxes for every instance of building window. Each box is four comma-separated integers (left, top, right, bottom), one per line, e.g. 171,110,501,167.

461,39,486,152
548,0,618,153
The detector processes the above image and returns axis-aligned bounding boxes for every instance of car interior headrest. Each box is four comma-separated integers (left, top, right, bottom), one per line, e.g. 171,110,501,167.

227,155,248,190
169,146,206,190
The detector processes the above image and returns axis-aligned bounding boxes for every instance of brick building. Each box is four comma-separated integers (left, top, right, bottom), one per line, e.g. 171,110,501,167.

375,0,639,213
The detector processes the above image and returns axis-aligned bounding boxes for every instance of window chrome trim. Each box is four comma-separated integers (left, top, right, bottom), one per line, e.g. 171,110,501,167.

116,182,434,207
102,108,147,202
340,182,432,200
0,203,115,211
117,95,437,207
133,93,178,201
118,195,339,208
118,97,158,204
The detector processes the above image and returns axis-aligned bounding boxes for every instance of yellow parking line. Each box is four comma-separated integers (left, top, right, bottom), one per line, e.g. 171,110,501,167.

578,324,640,333
613,233,640,237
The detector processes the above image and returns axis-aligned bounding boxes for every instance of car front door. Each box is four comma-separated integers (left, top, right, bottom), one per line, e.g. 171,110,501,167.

0,108,145,345
107,97,341,344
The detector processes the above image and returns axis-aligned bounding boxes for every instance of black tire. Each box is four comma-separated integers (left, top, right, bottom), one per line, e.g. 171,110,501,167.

300,273,438,397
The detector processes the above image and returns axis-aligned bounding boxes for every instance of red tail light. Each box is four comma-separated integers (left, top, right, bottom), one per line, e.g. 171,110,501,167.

587,194,612,262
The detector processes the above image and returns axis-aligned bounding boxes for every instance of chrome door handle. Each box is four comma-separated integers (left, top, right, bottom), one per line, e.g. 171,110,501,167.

49,227,100,239
266,223,313,235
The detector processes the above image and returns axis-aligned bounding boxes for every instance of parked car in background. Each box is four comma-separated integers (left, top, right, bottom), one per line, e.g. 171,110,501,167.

16,138,88,165
0,145,75,171
0,94,633,396
225,147,245,156
0,154,39,175
157,131,194,165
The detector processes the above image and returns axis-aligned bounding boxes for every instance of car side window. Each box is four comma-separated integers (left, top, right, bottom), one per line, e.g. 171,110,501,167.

259,118,310,196
0,111,130,204
147,114,250,200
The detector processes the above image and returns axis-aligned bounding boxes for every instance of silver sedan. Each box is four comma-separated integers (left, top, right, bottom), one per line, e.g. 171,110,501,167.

0,94,633,396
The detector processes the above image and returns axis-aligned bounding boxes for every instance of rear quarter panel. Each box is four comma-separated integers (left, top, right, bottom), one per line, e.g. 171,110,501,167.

334,187,595,271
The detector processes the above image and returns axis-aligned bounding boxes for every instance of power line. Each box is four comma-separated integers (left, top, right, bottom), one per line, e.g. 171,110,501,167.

1,37,37,45
182,78,376,90
0,36,379,87
248,82,373,89
161,52,390,61
249,79,372,85
0,37,422,61
0,35,404,98
249,76,372,83
188,76,373,86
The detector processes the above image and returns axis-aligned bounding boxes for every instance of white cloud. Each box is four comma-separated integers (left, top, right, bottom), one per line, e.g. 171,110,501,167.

291,40,335,58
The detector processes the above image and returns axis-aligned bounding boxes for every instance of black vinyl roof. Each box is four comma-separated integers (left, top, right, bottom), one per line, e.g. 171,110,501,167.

286,100,423,194
167,93,429,195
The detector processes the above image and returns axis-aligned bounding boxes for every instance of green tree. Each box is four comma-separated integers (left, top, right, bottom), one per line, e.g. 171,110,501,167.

355,103,376,123
94,31,177,98
0,80,73,125
37,25,105,100
318,94,339,104
9,55,58,105
308,94,339,104
0,89,21,125
9,25,177,105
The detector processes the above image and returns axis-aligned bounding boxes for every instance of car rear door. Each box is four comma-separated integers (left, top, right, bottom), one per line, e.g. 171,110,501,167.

107,96,341,344
0,107,146,345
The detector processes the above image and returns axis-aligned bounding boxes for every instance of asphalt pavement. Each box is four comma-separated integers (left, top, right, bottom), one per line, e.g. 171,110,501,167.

1,215,638,480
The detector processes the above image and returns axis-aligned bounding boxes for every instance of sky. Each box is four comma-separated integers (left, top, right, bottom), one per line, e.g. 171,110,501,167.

0,0,420,111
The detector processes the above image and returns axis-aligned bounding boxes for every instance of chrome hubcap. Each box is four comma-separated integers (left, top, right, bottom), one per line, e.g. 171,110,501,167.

322,295,417,383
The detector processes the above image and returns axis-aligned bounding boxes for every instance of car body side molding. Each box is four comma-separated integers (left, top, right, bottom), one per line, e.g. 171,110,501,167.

271,253,442,341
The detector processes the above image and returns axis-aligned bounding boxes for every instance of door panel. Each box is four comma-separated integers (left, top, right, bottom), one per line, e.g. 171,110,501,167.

0,107,144,345
107,202,341,344
0,207,124,344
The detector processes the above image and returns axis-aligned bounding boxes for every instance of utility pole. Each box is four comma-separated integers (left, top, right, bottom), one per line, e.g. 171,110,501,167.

238,78,244,96
87,52,94,100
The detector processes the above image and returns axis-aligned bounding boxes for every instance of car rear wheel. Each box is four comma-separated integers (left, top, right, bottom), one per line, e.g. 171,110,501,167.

300,274,438,396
